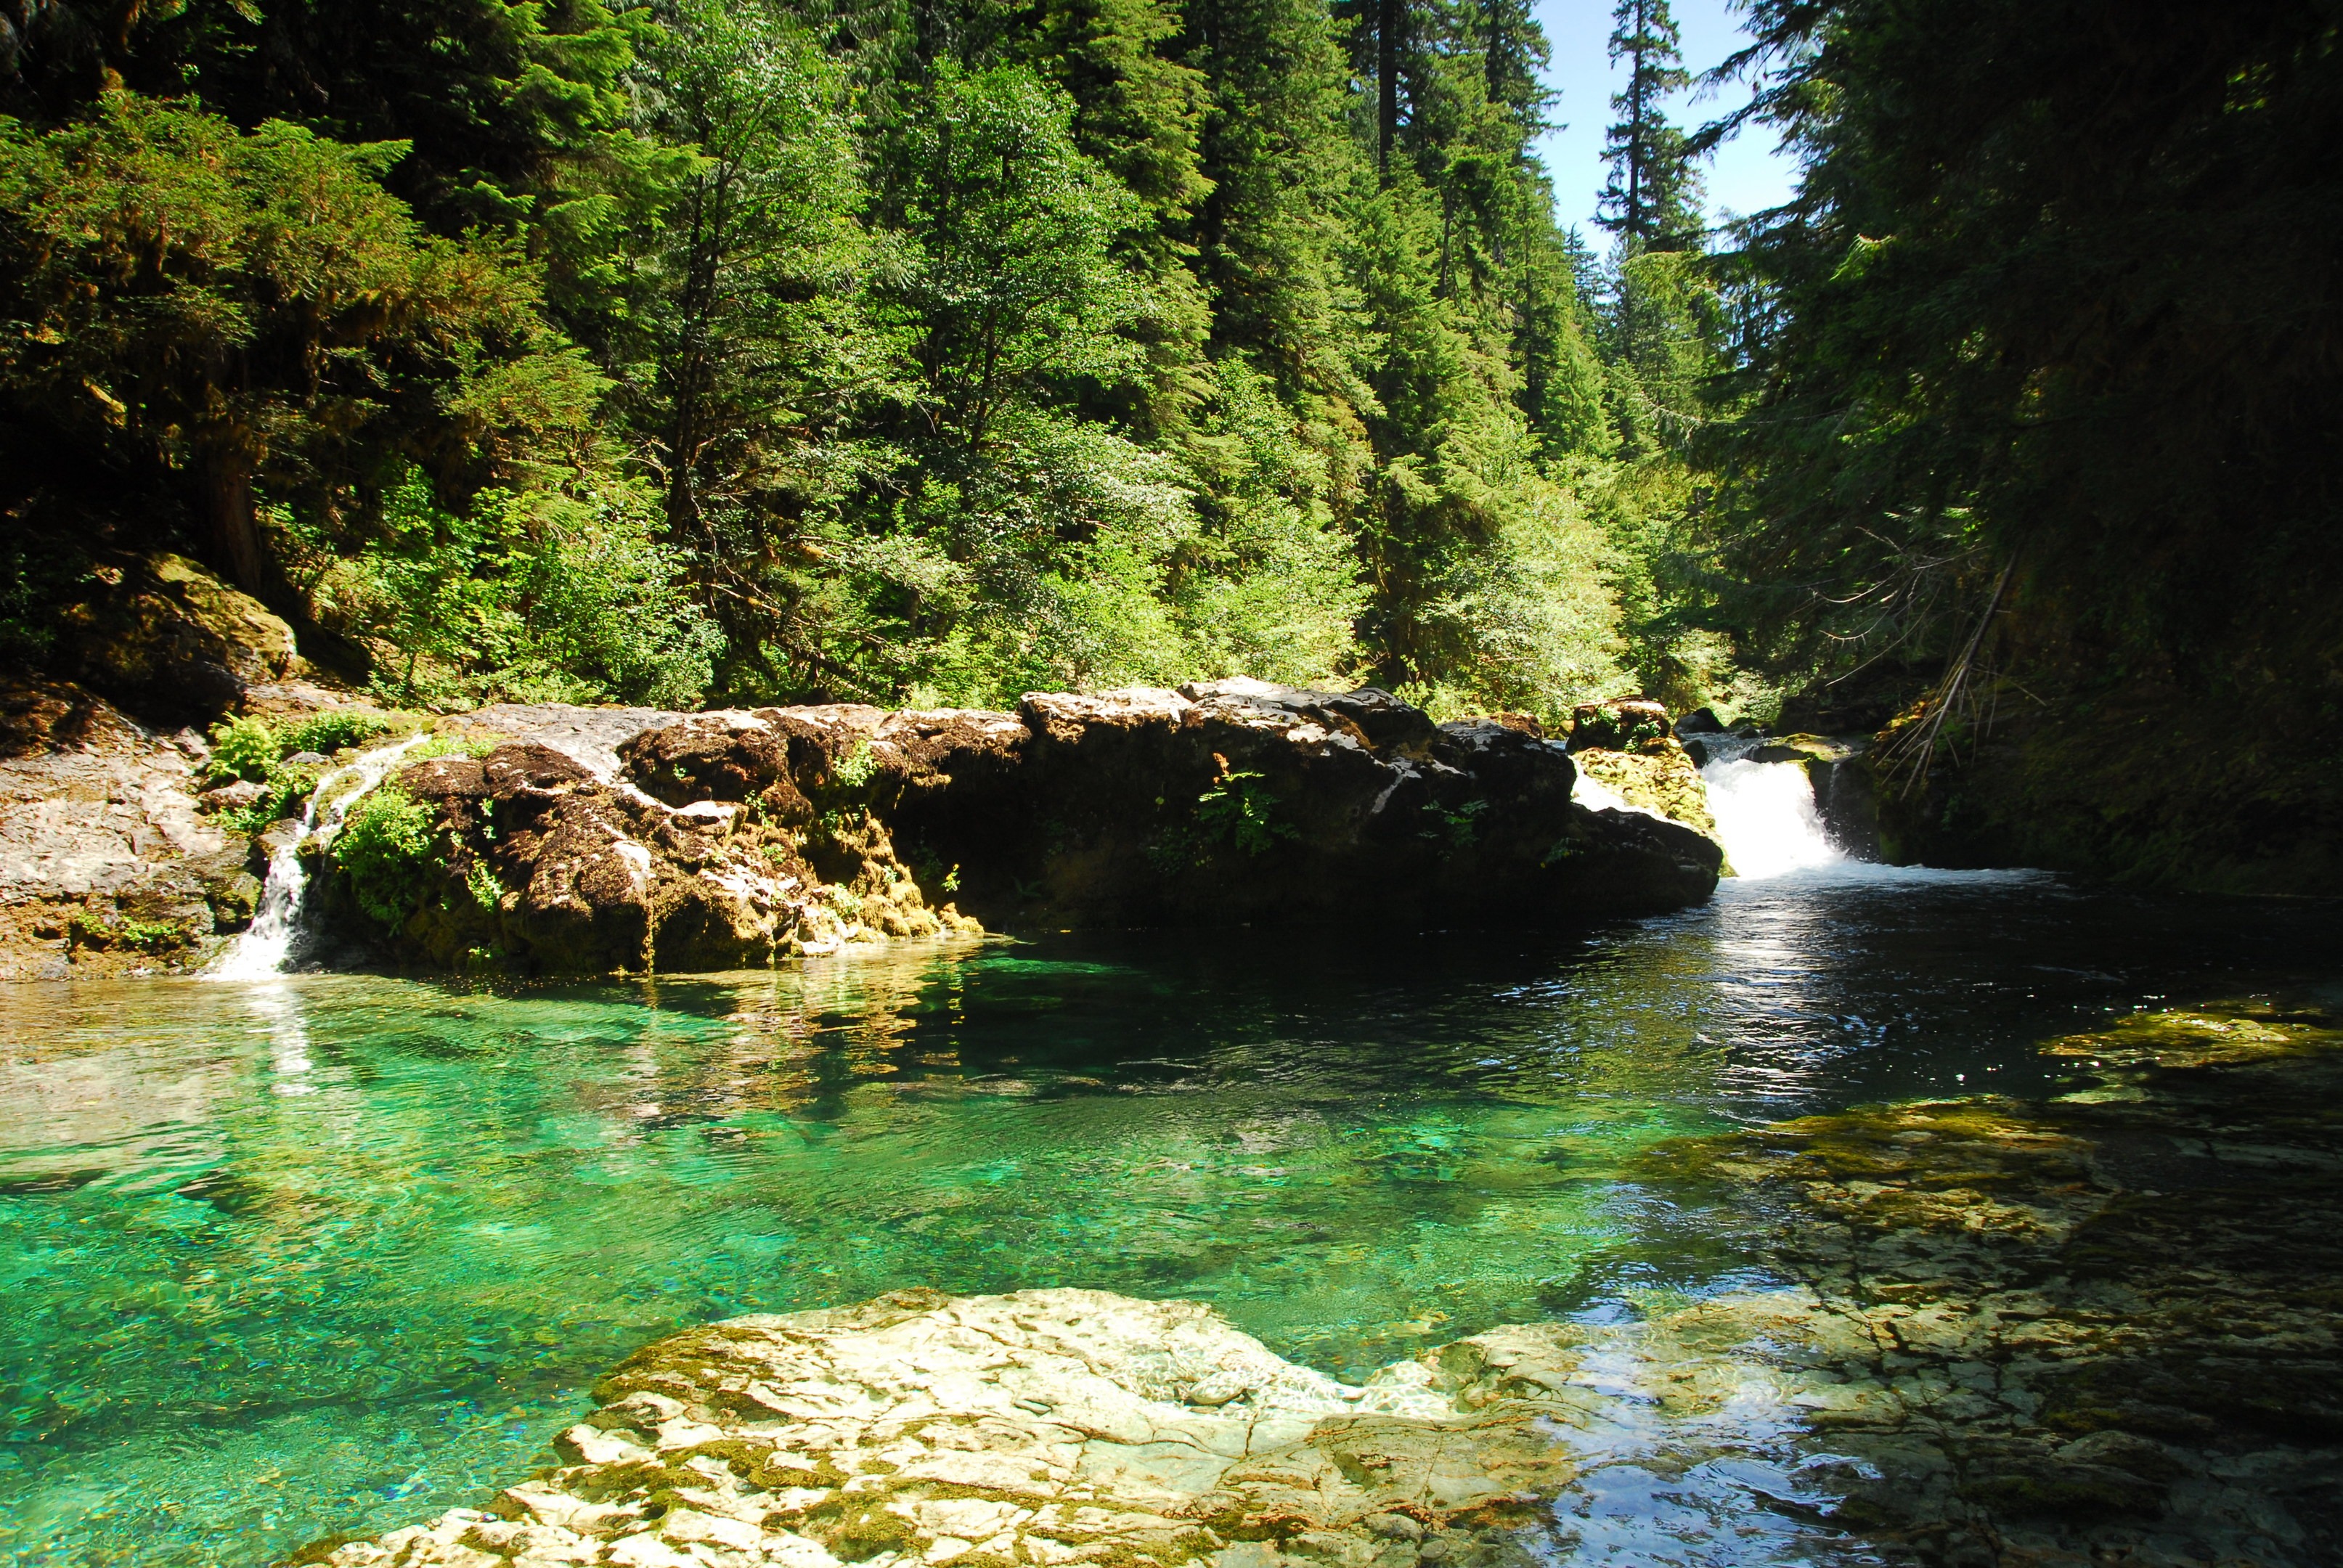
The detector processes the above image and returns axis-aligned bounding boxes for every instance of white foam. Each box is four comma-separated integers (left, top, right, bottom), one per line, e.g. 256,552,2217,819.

1700,757,1846,880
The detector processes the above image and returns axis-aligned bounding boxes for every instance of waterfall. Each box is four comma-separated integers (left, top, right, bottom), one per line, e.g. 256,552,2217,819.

1695,733,1847,879
209,735,428,980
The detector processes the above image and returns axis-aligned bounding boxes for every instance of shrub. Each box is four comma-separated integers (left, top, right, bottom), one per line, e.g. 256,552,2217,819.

333,785,443,926
207,715,282,784
1196,771,1295,855
278,712,390,756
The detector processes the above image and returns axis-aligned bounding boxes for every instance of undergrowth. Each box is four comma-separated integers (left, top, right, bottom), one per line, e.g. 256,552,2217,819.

335,785,444,926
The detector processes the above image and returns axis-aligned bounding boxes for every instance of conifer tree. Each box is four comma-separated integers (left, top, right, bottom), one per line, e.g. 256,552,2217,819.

1595,0,1702,250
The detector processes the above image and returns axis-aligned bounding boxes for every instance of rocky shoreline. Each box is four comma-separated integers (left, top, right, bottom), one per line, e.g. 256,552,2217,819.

0,549,1760,980
1,677,1728,981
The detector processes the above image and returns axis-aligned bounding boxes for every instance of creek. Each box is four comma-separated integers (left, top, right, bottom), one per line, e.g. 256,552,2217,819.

3,759,2338,1565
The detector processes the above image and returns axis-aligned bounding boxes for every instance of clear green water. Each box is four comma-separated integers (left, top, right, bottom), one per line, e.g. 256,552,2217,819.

4,871,2337,1565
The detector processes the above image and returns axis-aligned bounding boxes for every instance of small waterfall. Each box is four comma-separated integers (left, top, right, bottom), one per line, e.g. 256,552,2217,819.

1698,735,1846,879
210,735,427,980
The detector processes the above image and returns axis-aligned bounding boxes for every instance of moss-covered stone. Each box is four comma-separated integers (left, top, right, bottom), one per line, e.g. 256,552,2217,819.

1568,743,1720,845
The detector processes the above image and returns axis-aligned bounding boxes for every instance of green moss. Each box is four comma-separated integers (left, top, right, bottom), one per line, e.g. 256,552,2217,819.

67,912,194,952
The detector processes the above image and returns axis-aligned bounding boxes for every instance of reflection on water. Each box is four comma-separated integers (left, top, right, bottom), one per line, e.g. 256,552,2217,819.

2,873,2338,1565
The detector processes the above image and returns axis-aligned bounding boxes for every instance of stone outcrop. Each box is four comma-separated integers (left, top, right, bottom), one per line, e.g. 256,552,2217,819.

305,1287,1609,1568
340,681,1721,973
1564,746,1718,844
0,674,261,978
1561,696,1672,755
1554,696,1721,850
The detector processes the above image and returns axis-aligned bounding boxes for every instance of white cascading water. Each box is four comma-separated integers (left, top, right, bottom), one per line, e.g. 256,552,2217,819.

1687,730,1846,879
209,734,428,980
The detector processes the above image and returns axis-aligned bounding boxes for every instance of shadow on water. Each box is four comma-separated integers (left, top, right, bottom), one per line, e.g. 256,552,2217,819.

1,872,2338,1564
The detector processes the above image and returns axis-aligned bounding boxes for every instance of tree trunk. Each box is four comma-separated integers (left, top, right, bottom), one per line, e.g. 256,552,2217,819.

205,455,269,597
1377,0,1400,176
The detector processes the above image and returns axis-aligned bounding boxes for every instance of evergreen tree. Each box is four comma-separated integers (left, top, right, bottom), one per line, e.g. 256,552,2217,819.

0,0,1645,721
1595,0,1701,250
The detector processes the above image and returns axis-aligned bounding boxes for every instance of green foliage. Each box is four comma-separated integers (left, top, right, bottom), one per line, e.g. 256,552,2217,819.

1194,771,1296,854
334,786,444,927
464,859,507,914
0,530,80,664
1421,797,1488,848
204,711,393,831
830,743,879,792
279,713,392,757
0,0,1724,724
206,717,284,786
0,94,587,592
313,467,720,708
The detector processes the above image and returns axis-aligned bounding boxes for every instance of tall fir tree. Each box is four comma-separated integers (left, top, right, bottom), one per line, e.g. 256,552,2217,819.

1595,0,1701,250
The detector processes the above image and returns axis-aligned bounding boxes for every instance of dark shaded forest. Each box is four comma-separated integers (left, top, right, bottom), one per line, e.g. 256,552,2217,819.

3,0,2338,886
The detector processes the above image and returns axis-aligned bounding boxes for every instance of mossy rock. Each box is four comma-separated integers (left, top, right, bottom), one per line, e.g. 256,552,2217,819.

54,552,299,722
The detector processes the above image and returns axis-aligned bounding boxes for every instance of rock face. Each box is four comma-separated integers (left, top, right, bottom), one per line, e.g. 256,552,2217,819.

345,682,1721,973
310,1286,1607,1568
0,674,261,977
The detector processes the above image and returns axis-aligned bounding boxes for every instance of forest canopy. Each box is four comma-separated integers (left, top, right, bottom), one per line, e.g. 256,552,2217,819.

1,0,1730,719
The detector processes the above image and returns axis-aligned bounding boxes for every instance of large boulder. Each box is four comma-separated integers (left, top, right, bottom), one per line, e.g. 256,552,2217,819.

1567,743,1721,846
52,552,301,724
1564,696,1673,754
308,1287,1602,1568
332,684,1721,974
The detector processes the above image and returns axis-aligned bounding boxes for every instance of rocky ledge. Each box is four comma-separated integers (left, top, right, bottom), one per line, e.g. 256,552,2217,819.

0,674,258,978
332,680,1721,974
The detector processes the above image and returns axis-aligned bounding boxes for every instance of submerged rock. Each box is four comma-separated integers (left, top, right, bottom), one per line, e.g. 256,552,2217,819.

331,684,1721,973
1638,998,2343,1567
306,1287,1614,1568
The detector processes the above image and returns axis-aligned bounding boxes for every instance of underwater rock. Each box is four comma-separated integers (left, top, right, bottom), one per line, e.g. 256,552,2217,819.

332,685,1720,973
305,1286,1614,1568
1639,999,2343,1567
